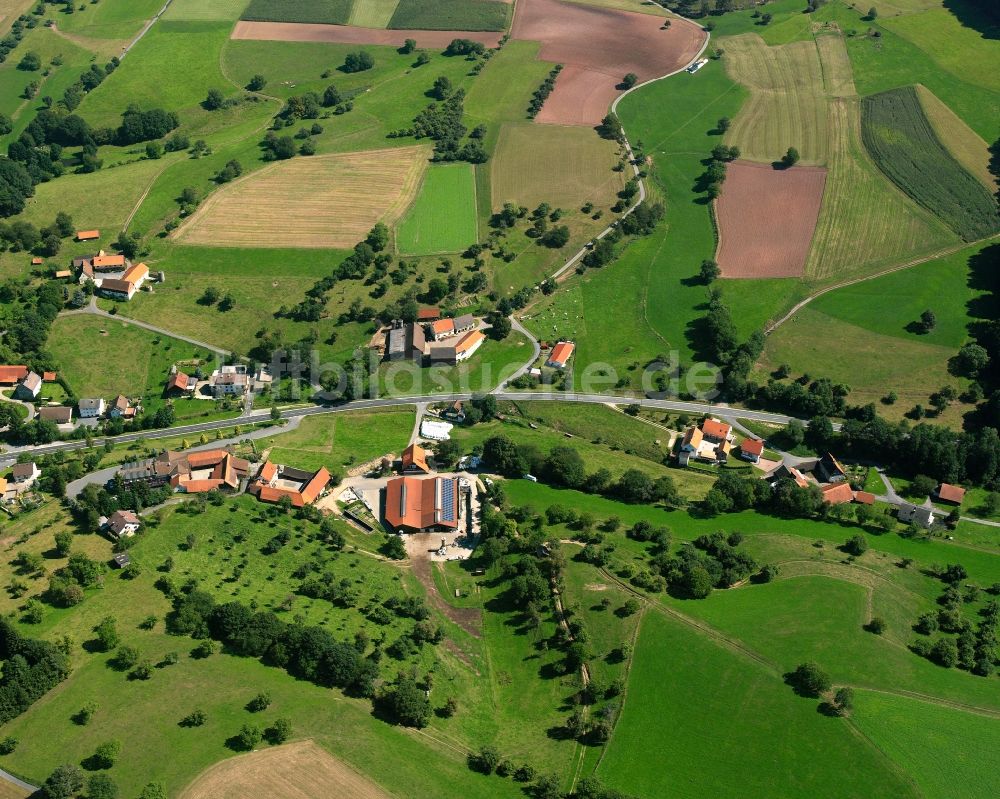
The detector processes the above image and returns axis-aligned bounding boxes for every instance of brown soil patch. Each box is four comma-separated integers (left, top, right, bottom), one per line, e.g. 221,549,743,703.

511,0,706,125
231,20,502,48
410,555,482,639
715,160,827,278
179,740,392,799
173,146,428,249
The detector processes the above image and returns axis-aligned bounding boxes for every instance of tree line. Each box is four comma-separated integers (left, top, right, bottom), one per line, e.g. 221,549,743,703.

0,618,70,725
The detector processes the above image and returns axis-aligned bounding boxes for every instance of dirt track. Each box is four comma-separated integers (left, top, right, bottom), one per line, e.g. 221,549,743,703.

179,740,393,799
511,0,706,125
715,160,827,278
231,20,502,48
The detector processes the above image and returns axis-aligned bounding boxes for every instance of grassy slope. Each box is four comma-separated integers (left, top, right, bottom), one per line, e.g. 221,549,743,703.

852,689,1000,799
678,575,1000,710
47,313,209,399
758,241,996,422
397,163,479,255
599,611,918,799
0,496,519,798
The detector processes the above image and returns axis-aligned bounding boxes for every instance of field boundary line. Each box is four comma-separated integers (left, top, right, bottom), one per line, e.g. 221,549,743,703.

765,234,1000,334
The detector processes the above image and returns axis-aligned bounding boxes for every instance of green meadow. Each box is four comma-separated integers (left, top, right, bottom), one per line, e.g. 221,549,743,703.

599,611,919,798
397,164,479,255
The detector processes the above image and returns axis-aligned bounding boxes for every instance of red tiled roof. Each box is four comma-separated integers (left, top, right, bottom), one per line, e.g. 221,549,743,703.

76,230,100,241
417,307,440,320
185,449,230,468
92,254,126,269
402,444,430,473
853,491,876,505
167,372,191,391
31,257,43,265
42,371,57,382
454,330,485,354
122,262,148,283
937,483,966,504
740,438,764,456
385,476,460,531
821,482,855,505
701,418,732,441
548,341,575,367
432,319,454,335
0,365,28,384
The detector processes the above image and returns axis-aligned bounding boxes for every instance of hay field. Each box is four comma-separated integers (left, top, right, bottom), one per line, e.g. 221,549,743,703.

348,0,400,27
491,123,625,210
180,740,393,799
915,83,997,191
805,96,957,280
175,146,429,249
723,34,831,165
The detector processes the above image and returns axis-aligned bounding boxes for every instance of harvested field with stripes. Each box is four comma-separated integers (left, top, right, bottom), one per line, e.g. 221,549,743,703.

715,161,826,278
179,740,393,799
723,34,831,165
230,20,502,47
173,146,429,249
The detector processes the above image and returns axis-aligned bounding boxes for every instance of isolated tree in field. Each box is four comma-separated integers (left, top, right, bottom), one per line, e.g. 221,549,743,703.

717,116,731,133
866,616,886,634
18,51,40,71
343,51,374,73
93,616,119,651
867,7,878,20
621,72,638,89
431,75,452,100
700,259,720,283
92,739,122,769
247,74,267,91
469,746,502,774
953,343,989,377
236,723,262,751
844,533,868,557
760,12,773,25
781,146,800,167
246,692,271,713
203,88,225,110
919,309,936,332
266,718,292,745
788,662,830,696
138,785,167,799
400,39,417,55
831,687,854,716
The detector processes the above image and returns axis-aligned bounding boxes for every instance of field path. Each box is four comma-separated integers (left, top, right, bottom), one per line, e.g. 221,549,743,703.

765,233,1000,333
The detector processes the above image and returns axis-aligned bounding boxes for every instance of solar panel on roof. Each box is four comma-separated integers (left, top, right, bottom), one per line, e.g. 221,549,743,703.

439,479,456,522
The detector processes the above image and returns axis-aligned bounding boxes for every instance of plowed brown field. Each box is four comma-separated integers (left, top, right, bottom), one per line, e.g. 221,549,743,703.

510,0,706,125
173,146,428,249
179,740,393,799
715,161,827,278
231,20,502,48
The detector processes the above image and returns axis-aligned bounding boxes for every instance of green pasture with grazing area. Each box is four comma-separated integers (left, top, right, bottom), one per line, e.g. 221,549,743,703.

757,306,972,424
882,4,1000,94
77,21,234,128
348,0,401,28
860,86,1000,241
53,0,164,41
678,575,1000,711
598,611,919,799
260,408,415,473
47,314,213,406
851,689,1000,799
166,0,254,21
807,241,998,348
397,164,478,255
